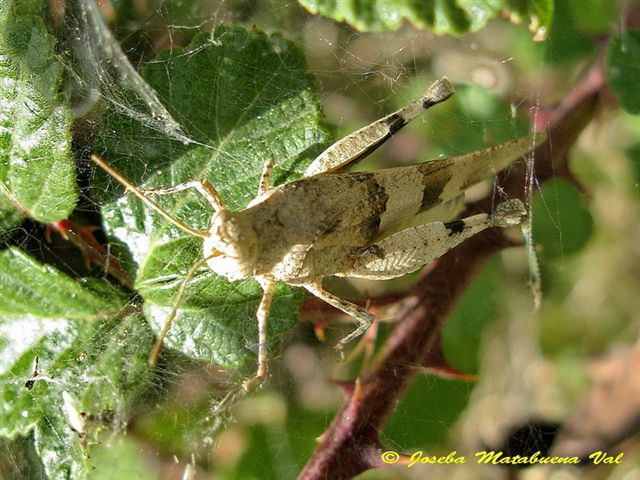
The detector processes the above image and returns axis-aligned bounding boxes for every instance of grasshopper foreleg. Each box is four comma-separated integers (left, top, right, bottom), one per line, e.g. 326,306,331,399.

242,276,276,391
246,158,277,208
140,179,226,211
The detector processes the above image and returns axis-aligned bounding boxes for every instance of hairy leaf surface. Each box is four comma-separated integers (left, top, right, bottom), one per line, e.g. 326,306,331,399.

298,0,553,37
0,248,154,480
0,0,78,223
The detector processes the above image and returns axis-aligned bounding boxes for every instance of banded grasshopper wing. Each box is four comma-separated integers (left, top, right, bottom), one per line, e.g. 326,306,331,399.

92,77,543,390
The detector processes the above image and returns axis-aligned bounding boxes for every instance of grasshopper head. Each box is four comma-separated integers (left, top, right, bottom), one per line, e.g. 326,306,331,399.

203,210,258,281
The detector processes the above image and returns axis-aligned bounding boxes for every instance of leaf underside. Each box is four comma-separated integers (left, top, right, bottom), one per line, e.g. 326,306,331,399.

298,0,553,38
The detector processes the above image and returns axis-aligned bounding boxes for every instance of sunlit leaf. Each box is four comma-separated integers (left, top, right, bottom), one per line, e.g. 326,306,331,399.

0,247,154,480
0,0,78,223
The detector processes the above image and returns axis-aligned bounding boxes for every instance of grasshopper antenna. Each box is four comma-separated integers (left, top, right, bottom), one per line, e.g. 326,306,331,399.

90,154,210,239
148,254,213,366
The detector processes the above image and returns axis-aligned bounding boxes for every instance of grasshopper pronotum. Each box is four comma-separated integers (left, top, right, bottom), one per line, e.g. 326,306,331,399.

91,77,542,390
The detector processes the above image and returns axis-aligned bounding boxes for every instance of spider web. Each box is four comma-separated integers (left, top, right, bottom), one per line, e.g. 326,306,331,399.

3,0,631,479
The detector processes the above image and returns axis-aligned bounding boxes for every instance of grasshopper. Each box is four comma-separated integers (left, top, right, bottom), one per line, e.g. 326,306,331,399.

91,77,542,390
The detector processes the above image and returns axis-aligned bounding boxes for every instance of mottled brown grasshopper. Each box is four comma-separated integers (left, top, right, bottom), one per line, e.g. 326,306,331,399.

91,77,542,390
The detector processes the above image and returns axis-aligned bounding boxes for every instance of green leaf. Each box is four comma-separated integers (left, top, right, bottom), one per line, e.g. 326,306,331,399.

96,26,329,369
88,436,161,480
298,0,553,38
383,376,474,448
420,83,531,157
626,143,640,196
442,257,500,374
531,179,594,259
0,433,47,480
0,146,24,240
0,250,126,320
607,29,640,115
568,0,617,35
0,191,24,242
542,0,595,63
0,1,78,223
510,0,553,32
0,247,155,480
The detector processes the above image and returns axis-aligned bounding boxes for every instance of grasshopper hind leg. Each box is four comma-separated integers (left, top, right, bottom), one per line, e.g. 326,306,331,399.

302,77,454,178
303,281,375,357
344,199,527,280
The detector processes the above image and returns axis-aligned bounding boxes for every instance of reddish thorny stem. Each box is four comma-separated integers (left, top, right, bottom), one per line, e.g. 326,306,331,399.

299,57,607,479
